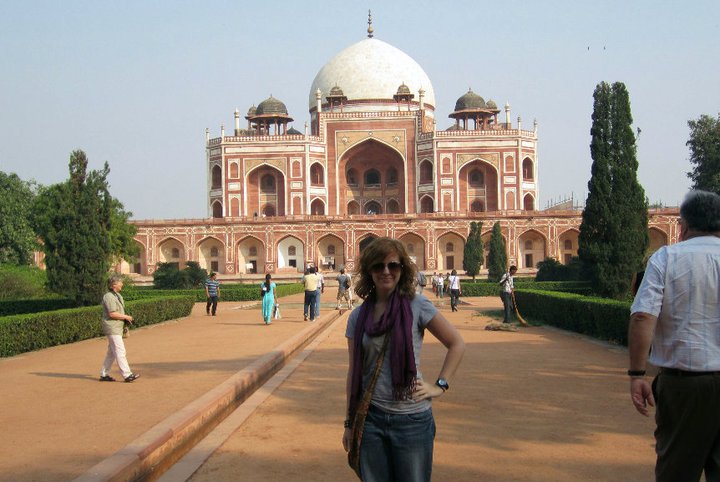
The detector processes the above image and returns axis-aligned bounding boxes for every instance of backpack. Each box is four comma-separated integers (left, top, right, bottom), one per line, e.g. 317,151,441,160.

418,272,427,287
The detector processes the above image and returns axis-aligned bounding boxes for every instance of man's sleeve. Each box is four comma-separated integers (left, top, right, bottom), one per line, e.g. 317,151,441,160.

630,251,665,317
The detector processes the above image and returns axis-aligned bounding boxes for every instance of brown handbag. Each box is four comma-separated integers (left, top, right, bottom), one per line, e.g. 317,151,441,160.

348,332,391,479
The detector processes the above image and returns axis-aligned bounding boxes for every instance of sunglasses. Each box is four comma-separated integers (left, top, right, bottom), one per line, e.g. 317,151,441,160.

370,261,403,273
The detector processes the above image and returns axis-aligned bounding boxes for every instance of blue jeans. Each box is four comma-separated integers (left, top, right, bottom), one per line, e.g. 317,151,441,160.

315,288,322,318
206,295,218,315
304,290,317,320
360,405,435,482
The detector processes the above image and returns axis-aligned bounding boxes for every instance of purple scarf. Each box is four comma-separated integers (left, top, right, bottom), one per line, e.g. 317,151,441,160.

348,291,416,417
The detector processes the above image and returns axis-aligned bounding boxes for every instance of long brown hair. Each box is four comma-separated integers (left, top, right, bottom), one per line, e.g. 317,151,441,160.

353,237,416,301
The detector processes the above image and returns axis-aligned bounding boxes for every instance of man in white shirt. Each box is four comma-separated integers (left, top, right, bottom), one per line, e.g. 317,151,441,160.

629,190,720,481
498,266,517,323
448,269,462,312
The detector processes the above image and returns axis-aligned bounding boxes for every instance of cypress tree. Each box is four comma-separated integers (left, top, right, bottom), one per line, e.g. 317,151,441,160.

487,222,507,281
463,221,483,281
608,83,648,297
578,82,648,299
32,150,113,306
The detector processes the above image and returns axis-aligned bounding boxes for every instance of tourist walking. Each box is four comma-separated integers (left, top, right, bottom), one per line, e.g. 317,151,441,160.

448,269,462,312
336,268,353,311
435,272,444,298
302,266,320,321
629,190,720,482
498,266,517,323
99,275,140,383
260,274,277,325
205,272,221,316
342,237,465,481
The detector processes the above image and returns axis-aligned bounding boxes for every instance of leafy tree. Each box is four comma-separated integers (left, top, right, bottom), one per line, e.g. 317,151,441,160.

578,82,648,299
0,172,38,265
31,150,135,306
487,222,507,281
108,197,138,265
463,221,483,281
686,113,720,195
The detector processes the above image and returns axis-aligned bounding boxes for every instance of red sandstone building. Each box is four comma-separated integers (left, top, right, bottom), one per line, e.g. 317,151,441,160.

126,22,678,281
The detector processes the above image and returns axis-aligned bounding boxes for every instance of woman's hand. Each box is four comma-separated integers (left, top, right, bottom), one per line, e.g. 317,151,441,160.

412,379,445,401
342,427,352,452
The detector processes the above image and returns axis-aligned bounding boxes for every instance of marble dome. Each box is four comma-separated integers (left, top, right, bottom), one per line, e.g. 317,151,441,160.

309,38,436,111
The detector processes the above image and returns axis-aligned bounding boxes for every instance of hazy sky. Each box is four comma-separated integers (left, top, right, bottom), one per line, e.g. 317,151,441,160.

1,1,718,220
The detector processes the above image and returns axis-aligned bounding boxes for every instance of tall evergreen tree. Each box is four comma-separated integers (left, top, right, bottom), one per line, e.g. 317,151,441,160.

0,172,38,265
487,222,507,281
578,82,648,298
608,83,648,297
463,221,483,281
686,113,720,195
32,150,134,306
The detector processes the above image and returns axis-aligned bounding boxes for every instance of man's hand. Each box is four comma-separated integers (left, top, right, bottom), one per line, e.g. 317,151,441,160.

630,377,655,416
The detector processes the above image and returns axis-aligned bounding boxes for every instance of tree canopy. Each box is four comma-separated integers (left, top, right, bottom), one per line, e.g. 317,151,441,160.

0,172,38,265
686,113,720,195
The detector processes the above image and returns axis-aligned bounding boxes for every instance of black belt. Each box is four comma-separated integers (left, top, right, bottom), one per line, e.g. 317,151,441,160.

661,368,720,377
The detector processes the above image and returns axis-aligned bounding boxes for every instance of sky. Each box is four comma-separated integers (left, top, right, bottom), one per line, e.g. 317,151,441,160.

1,1,718,220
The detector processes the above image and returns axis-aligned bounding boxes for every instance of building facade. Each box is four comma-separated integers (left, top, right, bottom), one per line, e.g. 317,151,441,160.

126,26,679,280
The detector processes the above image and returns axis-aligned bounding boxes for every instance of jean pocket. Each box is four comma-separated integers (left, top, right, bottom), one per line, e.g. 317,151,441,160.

405,408,433,423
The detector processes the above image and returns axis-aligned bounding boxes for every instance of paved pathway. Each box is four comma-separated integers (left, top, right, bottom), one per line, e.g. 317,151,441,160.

0,289,657,482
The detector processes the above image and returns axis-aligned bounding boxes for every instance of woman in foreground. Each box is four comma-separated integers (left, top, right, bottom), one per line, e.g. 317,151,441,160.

342,237,465,482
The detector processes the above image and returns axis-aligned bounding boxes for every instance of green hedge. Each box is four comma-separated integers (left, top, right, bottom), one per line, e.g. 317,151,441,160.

459,280,591,297
125,282,305,302
0,295,194,357
513,289,631,345
0,298,78,317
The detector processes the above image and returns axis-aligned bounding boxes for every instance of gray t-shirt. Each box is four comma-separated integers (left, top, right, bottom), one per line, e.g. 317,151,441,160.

346,294,438,414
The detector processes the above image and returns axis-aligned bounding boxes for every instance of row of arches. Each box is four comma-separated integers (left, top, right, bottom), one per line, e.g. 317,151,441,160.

125,224,670,277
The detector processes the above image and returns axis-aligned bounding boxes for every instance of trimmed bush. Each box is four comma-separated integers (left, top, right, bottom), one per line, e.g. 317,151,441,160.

0,295,194,357
0,298,77,317
460,280,591,297
513,289,630,345
128,283,305,302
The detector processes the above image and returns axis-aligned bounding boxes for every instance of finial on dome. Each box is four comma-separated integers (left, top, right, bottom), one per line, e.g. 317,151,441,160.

367,10,374,38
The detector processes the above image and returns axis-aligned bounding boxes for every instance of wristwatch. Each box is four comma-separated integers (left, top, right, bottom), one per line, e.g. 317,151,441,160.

435,378,449,391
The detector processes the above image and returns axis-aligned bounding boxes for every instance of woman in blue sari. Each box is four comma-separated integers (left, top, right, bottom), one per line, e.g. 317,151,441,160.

261,274,277,324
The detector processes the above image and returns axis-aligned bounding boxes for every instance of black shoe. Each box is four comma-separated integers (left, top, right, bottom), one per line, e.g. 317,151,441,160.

124,373,140,383
99,375,116,382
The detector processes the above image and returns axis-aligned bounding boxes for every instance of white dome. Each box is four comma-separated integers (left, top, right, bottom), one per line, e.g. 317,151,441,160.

309,38,436,111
